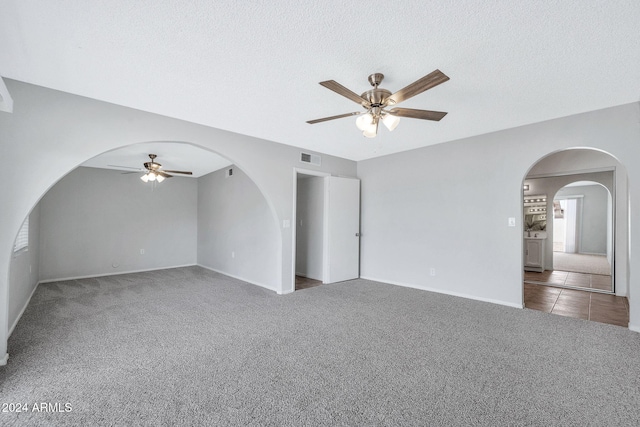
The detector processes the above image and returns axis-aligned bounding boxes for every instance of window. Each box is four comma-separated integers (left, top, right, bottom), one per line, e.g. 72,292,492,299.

14,217,29,253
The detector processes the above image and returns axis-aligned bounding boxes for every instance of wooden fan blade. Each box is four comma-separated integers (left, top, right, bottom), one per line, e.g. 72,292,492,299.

387,70,449,105
307,111,362,124
155,170,173,178
163,170,193,175
389,107,447,121
319,80,370,106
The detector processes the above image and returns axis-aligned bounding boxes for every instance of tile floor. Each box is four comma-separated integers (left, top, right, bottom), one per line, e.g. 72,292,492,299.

524,269,611,291
295,275,323,291
524,282,629,327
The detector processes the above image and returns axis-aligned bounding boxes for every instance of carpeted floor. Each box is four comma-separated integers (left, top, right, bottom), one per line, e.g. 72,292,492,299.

1,266,639,426
553,252,611,275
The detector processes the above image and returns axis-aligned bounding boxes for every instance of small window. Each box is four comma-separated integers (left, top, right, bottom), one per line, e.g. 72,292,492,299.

14,217,29,253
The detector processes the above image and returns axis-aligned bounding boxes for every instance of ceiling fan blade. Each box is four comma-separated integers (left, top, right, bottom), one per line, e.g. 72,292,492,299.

387,70,449,105
155,170,173,178
319,80,370,106
388,107,447,121
163,170,193,175
307,111,362,124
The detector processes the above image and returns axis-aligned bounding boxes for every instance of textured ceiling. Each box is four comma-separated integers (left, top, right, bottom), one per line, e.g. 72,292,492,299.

81,142,232,178
1,1,640,161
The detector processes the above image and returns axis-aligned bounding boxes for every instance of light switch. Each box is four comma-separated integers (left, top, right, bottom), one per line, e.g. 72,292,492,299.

508,217,516,227
283,220,291,228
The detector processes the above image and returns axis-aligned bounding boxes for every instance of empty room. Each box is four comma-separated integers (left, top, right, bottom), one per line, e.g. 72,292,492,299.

1,2,640,425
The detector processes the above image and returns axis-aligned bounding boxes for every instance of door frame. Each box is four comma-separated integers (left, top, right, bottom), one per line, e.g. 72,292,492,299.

291,168,330,292
523,166,616,294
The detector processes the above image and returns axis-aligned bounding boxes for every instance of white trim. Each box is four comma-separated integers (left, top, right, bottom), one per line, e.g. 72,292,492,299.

197,264,277,293
628,323,640,333
360,276,524,309
38,264,197,284
9,281,40,337
527,166,616,179
292,168,331,293
0,353,8,366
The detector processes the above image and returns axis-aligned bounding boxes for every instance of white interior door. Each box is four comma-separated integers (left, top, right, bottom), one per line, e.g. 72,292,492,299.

564,198,578,253
324,176,360,283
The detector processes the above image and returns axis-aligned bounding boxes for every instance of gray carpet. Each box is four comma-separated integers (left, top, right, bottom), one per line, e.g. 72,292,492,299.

1,266,640,426
553,252,611,275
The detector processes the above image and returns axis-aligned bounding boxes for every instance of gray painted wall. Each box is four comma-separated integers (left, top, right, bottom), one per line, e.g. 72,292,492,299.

0,81,356,359
556,184,608,255
2,81,640,362
39,167,197,281
295,176,324,280
197,167,280,290
358,105,638,312
8,203,40,333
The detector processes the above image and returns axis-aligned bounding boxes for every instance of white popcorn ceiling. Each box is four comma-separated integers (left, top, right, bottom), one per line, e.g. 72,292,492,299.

1,1,639,162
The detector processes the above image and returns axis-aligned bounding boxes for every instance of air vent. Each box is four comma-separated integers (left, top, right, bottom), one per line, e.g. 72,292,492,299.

225,168,233,178
300,152,321,166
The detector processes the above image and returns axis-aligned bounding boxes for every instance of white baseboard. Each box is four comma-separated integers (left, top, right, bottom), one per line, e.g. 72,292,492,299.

0,353,8,366
628,324,640,333
197,264,277,293
360,276,524,309
9,281,40,337
38,264,197,284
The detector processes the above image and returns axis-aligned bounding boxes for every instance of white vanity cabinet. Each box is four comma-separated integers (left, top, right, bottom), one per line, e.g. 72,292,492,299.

524,238,545,272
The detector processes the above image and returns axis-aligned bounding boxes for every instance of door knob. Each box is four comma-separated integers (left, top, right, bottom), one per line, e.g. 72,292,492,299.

355,233,360,237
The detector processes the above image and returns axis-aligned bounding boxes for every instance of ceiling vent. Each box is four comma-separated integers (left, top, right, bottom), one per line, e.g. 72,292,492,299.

300,152,321,166
225,167,234,178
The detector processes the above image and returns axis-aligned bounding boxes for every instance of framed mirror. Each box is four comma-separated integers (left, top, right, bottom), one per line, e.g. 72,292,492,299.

524,194,547,231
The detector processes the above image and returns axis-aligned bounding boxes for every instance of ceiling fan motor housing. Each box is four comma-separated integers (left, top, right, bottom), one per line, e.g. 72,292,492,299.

361,88,392,107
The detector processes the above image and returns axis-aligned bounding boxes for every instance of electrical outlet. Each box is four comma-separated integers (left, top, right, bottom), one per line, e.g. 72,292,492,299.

232,251,235,258
508,217,516,227
140,249,145,255
430,268,436,276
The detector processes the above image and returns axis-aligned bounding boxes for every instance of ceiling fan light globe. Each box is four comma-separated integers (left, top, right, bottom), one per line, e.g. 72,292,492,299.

363,128,377,138
148,172,156,182
156,174,165,183
382,114,400,131
355,113,374,131
140,174,149,182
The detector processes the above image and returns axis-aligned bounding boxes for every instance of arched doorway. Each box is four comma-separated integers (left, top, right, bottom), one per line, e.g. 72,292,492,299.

551,180,613,291
6,140,282,338
521,148,629,327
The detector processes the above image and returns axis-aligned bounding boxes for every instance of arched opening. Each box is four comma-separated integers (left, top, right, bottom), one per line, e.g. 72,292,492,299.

6,140,282,338
551,180,613,291
521,148,629,327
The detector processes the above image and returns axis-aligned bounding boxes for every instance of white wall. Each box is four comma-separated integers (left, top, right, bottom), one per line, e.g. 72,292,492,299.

8,202,40,334
295,176,324,280
39,167,197,281
197,166,280,290
358,103,640,321
0,80,357,362
556,184,608,255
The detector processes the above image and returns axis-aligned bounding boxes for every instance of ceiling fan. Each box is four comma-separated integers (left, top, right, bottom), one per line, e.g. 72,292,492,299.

307,69,449,137
117,154,193,183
